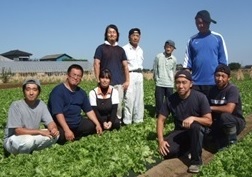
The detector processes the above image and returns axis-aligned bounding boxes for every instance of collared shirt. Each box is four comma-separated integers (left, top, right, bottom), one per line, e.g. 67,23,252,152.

89,85,119,106
153,52,177,87
123,43,144,71
104,41,118,46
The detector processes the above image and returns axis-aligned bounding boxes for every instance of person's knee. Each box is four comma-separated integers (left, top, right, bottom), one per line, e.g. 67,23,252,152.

6,136,35,154
190,122,202,132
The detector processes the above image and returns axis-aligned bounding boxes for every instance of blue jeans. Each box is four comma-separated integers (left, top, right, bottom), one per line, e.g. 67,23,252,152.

155,86,173,116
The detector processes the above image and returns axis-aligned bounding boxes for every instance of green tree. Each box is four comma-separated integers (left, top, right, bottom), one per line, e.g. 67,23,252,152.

228,62,241,70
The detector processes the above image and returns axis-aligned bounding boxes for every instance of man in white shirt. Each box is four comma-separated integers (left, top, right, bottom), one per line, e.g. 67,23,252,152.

123,28,144,124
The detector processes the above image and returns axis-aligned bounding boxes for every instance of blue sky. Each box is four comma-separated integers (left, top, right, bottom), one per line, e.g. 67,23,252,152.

1,0,252,69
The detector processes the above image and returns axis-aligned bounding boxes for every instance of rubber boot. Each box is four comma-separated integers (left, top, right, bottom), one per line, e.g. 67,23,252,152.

224,126,237,146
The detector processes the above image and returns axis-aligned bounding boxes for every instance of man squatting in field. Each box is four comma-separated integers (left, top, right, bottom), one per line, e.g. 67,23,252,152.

208,64,245,149
157,70,212,173
4,79,59,155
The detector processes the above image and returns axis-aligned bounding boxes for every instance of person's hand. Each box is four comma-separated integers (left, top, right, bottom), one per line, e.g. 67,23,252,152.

39,129,52,138
50,128,59,138
103,122,109,129
158,140,170,156
122,81,129,90
96,124,103,135
65,129,75,141
182,116,195,129
107,121,112,129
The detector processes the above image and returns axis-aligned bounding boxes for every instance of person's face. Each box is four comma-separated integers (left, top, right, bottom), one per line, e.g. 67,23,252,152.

107,27,118,43
24,84,40,102
195,18,210,33
175,77,192,98
164,44,174,55
129,33,140,47
67,68,83,86
215,72,230,89
99,76,111,88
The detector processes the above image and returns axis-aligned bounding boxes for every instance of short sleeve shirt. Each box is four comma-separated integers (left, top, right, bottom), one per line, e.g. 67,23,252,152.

48,83,92,128
160,89,211,129
4,99,53,139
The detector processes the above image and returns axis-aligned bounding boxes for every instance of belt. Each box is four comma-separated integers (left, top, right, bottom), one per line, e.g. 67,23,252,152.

129,69,142,73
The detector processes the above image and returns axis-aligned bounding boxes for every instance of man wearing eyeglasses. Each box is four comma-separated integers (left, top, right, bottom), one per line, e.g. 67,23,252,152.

48,64,103,144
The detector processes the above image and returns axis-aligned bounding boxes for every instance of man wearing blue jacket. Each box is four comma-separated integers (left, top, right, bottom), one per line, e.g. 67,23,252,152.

183,10,228,97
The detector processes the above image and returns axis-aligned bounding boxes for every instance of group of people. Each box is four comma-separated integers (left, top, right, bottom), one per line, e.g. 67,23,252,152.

156,10,245,173
3,9,246,174
3,25,145,154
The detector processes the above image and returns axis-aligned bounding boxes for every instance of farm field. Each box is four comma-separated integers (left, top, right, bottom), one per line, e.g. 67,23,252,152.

0,76,251,177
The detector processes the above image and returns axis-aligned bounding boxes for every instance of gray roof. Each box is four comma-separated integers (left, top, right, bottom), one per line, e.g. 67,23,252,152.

0,61,92,73
1,50,32,56
40,53,72,60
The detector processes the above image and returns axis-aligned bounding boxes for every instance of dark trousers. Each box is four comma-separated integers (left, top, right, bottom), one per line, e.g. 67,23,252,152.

155,86,173,116
192,85,214,98
164,122,205,165
57,118,96,145
211,112,246,148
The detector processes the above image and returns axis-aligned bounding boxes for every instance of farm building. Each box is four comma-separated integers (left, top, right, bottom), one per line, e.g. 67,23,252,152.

1,50,32,61
40,53,73,61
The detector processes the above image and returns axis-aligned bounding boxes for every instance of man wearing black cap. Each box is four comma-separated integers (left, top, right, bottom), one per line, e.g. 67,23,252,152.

122,28,144,124
209,64,245,149
4,79,59,155
153,40,177,117
183,10,228,97
157,70,212,173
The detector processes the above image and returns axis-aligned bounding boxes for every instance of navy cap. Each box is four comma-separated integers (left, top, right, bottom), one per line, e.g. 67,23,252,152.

175,70,192,81
215,64,231,76
128,28,141,37
195,10,217,24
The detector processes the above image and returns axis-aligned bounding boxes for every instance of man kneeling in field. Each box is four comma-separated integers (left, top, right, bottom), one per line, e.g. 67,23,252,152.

156,70,212,173
3,79,59,155
209,64,246,150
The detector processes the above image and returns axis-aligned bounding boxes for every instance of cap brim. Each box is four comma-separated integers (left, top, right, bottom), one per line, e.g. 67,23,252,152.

211,19,217,24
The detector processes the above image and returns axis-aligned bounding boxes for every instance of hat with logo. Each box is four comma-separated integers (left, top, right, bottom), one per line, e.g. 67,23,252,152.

175,70,192,81
165,40,176,49
215,64,231,76
195,10,217,24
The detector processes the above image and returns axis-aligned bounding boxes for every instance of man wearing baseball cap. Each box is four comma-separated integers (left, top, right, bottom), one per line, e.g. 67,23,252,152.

153,39,177,117
4,79,59,155
157,70,212,173
183,10,228,97
209,64,245,149
122,28,144,125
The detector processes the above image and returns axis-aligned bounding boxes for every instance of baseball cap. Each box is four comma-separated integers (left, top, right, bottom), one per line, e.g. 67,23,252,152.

195,10,217,24
128,28,141,37
215,64,231,76
175,70,192,81
22,79,41,87
165,40,176,49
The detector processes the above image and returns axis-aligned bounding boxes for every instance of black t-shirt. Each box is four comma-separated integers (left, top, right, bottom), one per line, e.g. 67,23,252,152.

160,89,211,129
209,83,244,119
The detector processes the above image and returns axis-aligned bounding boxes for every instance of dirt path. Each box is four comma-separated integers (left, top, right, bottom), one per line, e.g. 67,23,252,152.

139,115,252,177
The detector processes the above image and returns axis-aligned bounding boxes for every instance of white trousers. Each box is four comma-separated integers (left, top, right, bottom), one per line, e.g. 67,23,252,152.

113,84,124,119
123,72,144,124
4,133,58,155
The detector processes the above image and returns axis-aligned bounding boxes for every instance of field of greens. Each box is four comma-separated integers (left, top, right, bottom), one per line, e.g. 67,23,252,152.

0,77,251,177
